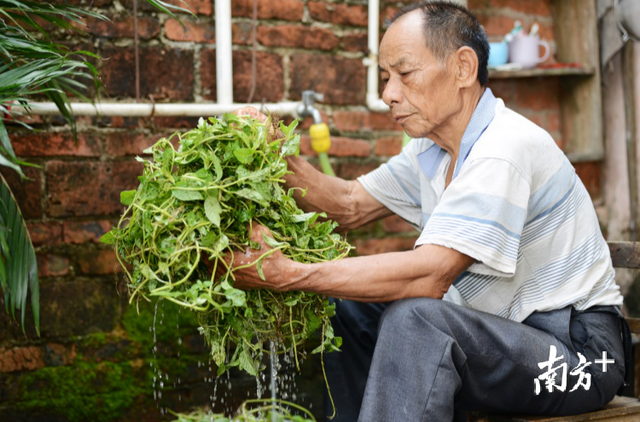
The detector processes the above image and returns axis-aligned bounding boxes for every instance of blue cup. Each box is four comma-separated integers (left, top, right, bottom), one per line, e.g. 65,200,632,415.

488,41,509,66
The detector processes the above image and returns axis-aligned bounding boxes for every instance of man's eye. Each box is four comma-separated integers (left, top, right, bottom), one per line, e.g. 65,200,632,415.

400,71,412,77
381,78,389,83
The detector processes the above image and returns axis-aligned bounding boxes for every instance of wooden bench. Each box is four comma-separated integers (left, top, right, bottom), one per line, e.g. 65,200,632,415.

471,241,640,422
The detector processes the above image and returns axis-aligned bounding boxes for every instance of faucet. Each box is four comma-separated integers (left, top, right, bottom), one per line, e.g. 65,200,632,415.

297,90,335,177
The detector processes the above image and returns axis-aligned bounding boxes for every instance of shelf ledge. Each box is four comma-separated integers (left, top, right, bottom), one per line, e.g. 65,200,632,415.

489,66,595,79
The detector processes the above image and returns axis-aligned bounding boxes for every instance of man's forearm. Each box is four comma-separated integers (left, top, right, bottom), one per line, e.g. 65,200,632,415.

281,244,475,302
285,155,391,230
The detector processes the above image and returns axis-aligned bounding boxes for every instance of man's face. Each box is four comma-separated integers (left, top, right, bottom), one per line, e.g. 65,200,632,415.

379,12,460,138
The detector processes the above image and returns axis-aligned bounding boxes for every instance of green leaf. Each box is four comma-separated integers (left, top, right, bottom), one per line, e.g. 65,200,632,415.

290,212,317,223
204,195,221,227
235,188,269,207
255,259,265,281
224,286,246,307
238,345,257,377
262,233,287,249
120,190,136,206
99,230,116,245
281,134,300,157
233,148,254,164
171,189,203,201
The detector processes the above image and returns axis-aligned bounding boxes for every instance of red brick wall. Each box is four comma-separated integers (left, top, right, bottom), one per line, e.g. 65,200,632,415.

1,0,601,420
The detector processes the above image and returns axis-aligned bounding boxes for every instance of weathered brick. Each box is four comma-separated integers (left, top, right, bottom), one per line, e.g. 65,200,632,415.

257,25,339,51
2,167,42,220
12,132,100,157
538,23,555,45
488,0,552,16
201,49,284,103
308,2,368,27
575,161,602,200
300,135,371,157
164,18,215,43
374,136,402,156
332,111,369,132
38,281,121,337
487,79,515,103
382,5,399,23
102,46,194,100
85,16,160,39
334,162,379,180
123,0,212,15
0,346,44,373
290,55,366,105
332,111,401,132
27,222,63,247
37,254,70,277
341,32,368,53
370,113,402,131
46,161,143,217
232,0,304,21
476,14,515,37
76,249,123,276
63,220,112,244
382,215,416,233
150,117,201,129
233,22,254,45
104,132,166,156
353,237,418,256
43,343,77,367
546,111,561,133
514,77,560,112
468,0,491,8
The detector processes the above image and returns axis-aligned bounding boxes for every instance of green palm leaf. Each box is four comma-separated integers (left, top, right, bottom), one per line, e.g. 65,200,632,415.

0,0,189,334
0,172,39,335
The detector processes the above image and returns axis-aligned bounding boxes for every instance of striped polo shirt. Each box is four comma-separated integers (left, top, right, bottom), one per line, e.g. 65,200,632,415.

358,88,623,322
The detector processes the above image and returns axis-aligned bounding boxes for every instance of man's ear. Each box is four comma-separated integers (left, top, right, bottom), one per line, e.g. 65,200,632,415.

454,46,479,88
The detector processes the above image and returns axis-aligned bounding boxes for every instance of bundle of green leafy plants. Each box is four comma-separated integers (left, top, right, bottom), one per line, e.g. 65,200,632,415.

101,113,350,376
170,399,315,422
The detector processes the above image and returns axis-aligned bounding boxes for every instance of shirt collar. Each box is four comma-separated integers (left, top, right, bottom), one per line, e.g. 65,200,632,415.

453,87,497,178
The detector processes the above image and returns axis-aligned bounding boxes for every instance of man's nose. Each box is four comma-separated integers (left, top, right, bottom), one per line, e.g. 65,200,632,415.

382,76,402,106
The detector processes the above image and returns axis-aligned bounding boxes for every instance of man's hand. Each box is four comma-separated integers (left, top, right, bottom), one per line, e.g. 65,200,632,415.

211,222,296,292
233,106,286,142
234,106,268,124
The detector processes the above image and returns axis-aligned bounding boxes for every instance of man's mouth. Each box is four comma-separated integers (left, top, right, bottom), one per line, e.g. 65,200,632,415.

394,114,412,123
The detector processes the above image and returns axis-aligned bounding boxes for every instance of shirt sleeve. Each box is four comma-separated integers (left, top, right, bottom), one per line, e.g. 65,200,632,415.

357,147,423,228
415,158,530,277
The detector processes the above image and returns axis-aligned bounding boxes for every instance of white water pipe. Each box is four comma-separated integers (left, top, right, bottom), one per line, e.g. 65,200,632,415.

14,102,301,117
364,0,389,113
215,0,233,105
18,0,297,119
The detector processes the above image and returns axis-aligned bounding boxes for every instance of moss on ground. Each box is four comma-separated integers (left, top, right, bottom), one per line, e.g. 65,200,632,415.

15,361,141,422
4,299,211,422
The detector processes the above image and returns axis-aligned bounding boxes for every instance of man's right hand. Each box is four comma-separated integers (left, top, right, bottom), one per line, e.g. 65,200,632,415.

233,106,267,123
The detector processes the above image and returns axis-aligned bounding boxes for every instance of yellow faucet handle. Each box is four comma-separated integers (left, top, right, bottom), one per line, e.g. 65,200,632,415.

309,123,331,154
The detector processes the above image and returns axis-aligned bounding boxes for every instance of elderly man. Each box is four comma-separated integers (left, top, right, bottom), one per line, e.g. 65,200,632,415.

233,2,630,421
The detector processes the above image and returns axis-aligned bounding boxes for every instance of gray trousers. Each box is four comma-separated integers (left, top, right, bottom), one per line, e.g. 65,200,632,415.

323,298,627,422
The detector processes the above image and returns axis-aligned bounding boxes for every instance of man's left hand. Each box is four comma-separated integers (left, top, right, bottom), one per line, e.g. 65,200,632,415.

212,223,295,292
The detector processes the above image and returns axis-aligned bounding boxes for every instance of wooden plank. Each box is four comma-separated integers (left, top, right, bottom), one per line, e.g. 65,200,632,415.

607,241,640,268
488,67,594,79
626,317,640,335
622,42,640,241
472,396,640,422
550,0,603,161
